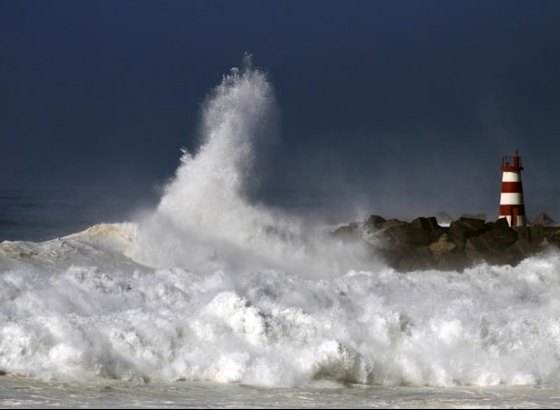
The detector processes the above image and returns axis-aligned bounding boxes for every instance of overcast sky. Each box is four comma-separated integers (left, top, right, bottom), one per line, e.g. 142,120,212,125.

1,0,559,219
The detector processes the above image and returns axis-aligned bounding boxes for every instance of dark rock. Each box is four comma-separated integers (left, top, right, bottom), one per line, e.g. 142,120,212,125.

330,213,560,273
485,221,496,230
529,224,546,247
464,236,487,258
546,227,560,244
428,232,457,260
449,217,487,250
396,228,432,246
380,225,402,248
364,215,387,231
460,217,488,232
332,224,360,243
379,244,433,272
478,221,518,252
380,218,409,229
402,245,433,271
465,239,518,266
410,216,440,231
513,236,534,255
430,228,448,242
494,217,510,230
516,226,531,242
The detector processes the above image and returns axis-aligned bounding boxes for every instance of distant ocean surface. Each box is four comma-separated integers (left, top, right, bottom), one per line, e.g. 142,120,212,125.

0,187,160,243
2,60,560,409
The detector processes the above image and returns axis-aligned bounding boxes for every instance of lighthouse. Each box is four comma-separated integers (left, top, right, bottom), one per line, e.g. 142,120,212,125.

499,150,526,227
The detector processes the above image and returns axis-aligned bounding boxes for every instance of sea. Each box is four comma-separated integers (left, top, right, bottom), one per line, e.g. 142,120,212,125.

2,59,560,408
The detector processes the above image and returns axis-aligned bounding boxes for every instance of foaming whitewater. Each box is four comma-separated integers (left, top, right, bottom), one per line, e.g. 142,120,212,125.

2,232,560,388
2,59,560,400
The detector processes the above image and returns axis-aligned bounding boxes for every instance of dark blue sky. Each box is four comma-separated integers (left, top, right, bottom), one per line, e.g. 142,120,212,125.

1,0,559,219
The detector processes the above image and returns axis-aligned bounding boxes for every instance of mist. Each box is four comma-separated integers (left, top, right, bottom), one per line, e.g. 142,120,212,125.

123,56,382,279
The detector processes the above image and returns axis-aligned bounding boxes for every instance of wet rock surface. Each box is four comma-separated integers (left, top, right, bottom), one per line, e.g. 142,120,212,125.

332,215,560,272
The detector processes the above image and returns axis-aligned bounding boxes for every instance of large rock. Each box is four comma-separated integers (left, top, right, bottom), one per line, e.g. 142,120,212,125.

332,223,360,243
428,232,457,260
529,224,546,247
409,216,440,231
364,215,387,231
545,227,560,245
330,214,560,273
449,217,487,250
396,228,432,246
478,219,518,252
379,218,409,229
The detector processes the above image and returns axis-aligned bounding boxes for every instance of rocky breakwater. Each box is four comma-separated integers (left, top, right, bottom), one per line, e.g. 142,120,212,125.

332,215,560,272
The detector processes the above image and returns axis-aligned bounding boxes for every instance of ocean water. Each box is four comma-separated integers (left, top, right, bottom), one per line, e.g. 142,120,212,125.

2,57,560,408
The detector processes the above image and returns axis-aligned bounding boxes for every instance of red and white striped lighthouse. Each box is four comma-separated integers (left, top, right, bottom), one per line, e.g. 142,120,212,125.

499,150,526,227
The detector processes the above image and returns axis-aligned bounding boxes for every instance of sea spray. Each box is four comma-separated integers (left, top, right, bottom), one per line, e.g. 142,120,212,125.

126,56,376,277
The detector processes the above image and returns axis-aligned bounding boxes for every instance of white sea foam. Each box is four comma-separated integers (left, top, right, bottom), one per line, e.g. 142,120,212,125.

1,57,560,390
1,231,560,387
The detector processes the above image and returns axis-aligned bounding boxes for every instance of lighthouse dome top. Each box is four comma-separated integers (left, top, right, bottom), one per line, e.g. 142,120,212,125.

501,150,523,172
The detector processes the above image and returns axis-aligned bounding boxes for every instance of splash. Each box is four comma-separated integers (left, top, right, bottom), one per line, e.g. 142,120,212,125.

126,56,374,277
2,238,560,387
159,54,272,221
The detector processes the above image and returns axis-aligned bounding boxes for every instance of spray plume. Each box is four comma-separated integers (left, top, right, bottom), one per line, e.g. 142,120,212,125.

126,55,376,277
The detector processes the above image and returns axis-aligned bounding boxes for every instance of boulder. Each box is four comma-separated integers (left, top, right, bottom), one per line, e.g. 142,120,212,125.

410,216,440,231
380,243,433,272
395,228,432,246
545,227,560,245
478,220,518,252
364,215,387,231
529,224,546,247
380,218,409,229
464,236,490,262
428,232,457,260
449,217,487,250
512,236,534,255
332,223,360,243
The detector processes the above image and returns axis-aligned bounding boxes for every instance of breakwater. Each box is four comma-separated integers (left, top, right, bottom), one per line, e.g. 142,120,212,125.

332,215,560,272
